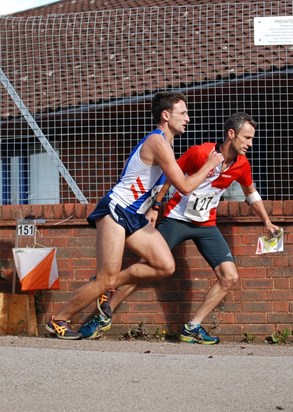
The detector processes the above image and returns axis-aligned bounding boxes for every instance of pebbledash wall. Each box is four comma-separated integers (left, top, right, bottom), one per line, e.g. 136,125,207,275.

0,201,292,342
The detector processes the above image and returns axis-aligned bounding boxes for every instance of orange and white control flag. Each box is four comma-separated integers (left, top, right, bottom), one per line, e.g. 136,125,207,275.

12,247,60,291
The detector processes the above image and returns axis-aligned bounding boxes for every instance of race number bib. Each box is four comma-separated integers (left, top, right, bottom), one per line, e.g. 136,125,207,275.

184,191,216,222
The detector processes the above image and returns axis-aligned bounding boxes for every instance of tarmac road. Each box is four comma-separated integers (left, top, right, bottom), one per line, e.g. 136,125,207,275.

0,336,292,412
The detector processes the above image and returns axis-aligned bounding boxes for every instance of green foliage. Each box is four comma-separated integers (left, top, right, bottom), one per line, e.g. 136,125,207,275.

243,332,256,343
121,323,180,341
120,322,150,340
155,328,180,342
270,328,291,344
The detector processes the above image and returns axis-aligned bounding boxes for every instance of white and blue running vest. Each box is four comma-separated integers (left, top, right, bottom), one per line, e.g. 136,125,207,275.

108,129,166,214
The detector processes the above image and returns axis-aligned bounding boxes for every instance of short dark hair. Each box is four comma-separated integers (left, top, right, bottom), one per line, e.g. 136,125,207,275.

151,92,187,123
224,112,257,137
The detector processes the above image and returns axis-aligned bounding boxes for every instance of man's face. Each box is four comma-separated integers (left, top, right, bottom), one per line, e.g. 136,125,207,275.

167,100,190,135
230,121,255,156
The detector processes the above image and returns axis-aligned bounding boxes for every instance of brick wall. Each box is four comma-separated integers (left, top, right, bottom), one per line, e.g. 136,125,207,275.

0,201,292,342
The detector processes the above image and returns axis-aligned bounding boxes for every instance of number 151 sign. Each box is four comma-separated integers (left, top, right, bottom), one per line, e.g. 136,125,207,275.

17,224,35,237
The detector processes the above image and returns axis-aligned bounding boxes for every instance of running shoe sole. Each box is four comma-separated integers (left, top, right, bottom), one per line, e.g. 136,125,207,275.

45,323,82,340
83,322,112,340
180,334,219,345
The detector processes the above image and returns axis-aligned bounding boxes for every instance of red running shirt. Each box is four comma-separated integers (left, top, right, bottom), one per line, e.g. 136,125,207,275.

164,143,253,226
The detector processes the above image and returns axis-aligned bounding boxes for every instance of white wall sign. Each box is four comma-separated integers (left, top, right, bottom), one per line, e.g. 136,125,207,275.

254,16,293,45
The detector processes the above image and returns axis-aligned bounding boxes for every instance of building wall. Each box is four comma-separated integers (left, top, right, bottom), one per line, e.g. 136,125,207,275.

0,202,292,342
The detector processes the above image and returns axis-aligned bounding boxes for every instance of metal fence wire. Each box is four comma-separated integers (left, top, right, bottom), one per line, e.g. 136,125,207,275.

0,1,292,204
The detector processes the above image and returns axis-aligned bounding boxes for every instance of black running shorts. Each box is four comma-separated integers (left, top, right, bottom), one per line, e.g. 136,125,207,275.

158,217,234,269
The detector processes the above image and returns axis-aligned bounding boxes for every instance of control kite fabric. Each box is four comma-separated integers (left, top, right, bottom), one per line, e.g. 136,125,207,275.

12,247,60,291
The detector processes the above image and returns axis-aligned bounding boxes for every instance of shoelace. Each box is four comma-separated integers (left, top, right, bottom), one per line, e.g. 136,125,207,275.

197,326,209,338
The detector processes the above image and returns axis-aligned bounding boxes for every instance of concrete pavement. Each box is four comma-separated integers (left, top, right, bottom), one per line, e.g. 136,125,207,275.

0,337,292,412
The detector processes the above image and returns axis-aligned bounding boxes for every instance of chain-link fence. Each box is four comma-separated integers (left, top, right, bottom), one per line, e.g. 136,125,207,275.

1,1,292,204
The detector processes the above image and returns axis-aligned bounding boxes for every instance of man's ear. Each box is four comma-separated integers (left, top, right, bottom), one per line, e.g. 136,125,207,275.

227,128,235,140
161,109,170,122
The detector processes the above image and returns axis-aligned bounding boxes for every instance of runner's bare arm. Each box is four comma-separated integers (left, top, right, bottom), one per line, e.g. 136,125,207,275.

241,184,279,234
145,134,223,195
145,180,170,227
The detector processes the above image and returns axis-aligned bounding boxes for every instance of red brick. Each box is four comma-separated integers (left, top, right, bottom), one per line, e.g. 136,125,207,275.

274,278,290,289
272,200,283,216
56,247,75,258
122,313,157,323
219,302,241,313
267,267,292,278
42,205,54,219
228,202,240,216
224,234,242,246
86,203,96,216
283,200,293,215
217,324,243,335
156,312,185,324
268,313,293,323
52,204,64,220
237,267,266,278
217,312,235,323
231,243,256,256
156,290,188,302
273,302,289,312
263,200,273,215
235,313,267,323
71,258,96,269
190,289,211,301
179,302,201,313
267,290,293,300
181,279,209,290
1,205,20,221
114,302,131,314
0,229,14,238
131,289,155,302
188,267,214,277
288,233,293,244
75,269,94,280
74,247,96,258
241,278,274,289
239,202,251,216
131,302,162,313
217,201,229,216
240,234,257,245
68,236,95,248
236,289,267,301
0,201,291,341
243,324,273,335
64,203,75,218
161,302,180,314
242,301,273,312
272,255,289,267
236,255,274,267
74,203,86,219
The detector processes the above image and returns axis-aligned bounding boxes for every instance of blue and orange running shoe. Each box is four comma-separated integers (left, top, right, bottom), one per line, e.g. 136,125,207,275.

46,316,82,340
79,314,112,339
180,324,220,345
89,276,113,319
97,291,113,319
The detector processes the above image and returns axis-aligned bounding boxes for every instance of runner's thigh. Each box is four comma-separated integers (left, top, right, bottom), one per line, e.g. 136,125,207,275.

157,217,196,250
126,223,174,270
95,215,126,275
193,226,234,269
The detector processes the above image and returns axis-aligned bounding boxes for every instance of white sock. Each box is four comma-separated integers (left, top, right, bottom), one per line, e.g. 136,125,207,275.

186,322,200,330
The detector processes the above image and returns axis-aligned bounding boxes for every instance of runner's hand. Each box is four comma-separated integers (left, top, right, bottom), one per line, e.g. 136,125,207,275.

207,148,224,168
266,222,279,235
146,209,159,227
